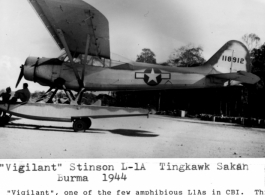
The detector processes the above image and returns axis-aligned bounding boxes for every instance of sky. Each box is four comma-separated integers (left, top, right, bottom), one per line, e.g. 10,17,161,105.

0,0,265,92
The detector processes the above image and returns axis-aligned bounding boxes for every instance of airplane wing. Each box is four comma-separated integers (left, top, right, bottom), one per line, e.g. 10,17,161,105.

207,71,260,84
28,0,110,59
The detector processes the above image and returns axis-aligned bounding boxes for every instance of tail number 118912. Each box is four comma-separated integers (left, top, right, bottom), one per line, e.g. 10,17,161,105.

222,55,244,64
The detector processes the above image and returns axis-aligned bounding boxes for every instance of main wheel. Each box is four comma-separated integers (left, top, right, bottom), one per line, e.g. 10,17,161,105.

73,119,87,132
85,118,92,129
0,115,10,127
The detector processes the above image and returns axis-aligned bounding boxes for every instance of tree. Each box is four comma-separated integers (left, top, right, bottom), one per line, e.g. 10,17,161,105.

31,91,46,99
244,42,265,118
136,48,156,64
168,44,205,67
250,43,265,89
242,33,260,52
81,92,97,105
251,43,265,69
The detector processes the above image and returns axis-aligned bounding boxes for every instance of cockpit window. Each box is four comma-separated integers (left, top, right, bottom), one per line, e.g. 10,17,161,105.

57,50,123,67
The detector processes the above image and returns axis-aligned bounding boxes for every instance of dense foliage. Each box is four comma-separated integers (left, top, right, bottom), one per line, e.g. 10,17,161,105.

168,44,206,67
136,48,156,64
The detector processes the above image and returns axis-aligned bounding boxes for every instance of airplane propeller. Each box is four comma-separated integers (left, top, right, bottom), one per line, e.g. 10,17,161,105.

15,65,24,88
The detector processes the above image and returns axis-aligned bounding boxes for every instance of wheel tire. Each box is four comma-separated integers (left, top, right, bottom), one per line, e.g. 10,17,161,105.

73,119,87,132
0,118,4,127
85,118,92,129
2,115,10,125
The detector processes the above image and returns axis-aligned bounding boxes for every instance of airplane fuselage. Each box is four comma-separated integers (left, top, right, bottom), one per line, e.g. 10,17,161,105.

23,56,227,91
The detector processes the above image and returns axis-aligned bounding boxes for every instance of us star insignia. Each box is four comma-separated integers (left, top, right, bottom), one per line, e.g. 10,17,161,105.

135,68,171,86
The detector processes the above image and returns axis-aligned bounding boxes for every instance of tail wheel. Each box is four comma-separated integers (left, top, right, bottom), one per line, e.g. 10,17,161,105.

73,119,87,132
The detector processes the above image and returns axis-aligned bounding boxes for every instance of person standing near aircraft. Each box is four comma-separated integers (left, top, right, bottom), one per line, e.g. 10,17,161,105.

0,87,11,104
10,83,31,103
0,87,12,117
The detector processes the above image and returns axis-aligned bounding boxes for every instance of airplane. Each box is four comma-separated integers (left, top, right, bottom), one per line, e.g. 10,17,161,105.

17,0,259,99
0,0,261,131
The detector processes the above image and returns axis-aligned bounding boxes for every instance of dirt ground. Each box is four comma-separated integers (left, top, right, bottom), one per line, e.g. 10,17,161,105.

0,115,265,158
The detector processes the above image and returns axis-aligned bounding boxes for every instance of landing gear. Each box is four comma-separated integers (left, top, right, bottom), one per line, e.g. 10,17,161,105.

73,119,87,132
84,118,92,129
36,77,86,105
0,115,10,126
72,117,92,132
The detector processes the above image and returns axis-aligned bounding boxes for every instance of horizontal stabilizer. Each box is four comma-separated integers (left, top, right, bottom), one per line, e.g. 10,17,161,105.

208,71,260,84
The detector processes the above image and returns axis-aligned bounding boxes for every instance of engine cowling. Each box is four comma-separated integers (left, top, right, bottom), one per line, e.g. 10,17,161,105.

19,56,64,87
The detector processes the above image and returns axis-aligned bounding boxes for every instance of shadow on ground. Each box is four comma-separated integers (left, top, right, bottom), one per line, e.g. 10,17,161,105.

9,117,21,122
3,122,159,137
91,128,159,137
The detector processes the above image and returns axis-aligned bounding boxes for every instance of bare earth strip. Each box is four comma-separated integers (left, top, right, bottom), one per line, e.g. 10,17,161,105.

0,115,264,158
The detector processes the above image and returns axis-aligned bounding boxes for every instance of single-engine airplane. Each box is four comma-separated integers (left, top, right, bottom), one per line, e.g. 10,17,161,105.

17,0,259,100
0,0,260,131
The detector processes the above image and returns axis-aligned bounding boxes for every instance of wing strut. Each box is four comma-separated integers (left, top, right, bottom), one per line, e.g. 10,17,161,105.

56,29,84,88
85,10,101,56
82,34,91,81
84,10,106,67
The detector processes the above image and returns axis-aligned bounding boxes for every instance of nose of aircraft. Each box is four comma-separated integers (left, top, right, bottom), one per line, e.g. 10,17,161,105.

15,56,39,88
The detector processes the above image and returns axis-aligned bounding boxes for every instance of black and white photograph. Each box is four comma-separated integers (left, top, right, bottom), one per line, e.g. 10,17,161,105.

0,0,265,158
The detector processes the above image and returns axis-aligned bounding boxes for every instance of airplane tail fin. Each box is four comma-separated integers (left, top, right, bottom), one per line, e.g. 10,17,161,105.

205,40,251,73
205,40,260,84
